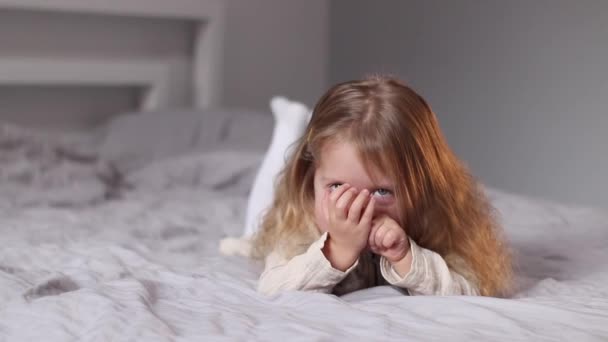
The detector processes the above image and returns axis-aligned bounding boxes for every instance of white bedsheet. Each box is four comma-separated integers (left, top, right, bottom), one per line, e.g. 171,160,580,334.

1,127,607,341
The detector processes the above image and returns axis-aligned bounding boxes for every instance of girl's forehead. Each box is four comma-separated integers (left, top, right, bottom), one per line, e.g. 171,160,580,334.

317,140,393,187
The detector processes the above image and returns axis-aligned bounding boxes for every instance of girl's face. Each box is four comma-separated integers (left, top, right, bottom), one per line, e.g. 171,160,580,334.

313,140,401,233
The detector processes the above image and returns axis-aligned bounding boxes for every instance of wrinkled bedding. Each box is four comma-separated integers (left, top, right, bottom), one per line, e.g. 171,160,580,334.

1,122,607,341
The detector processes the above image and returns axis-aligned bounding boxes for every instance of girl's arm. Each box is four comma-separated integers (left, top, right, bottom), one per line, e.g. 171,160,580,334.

257,233,358,296
380,238,479,296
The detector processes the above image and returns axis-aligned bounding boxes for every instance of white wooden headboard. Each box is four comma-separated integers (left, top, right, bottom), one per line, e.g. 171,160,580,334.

0,0,224,110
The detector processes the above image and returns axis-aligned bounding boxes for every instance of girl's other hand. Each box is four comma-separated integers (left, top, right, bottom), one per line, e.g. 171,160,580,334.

368,215,410,263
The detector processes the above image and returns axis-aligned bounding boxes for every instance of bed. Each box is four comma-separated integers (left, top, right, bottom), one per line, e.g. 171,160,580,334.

1,1,608,341
1,104,608,341
0,0,224,111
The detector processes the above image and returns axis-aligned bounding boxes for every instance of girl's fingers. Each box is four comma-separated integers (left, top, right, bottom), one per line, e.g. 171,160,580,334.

334,187,358,219
382,230,397,249
327,184,350,221
348,189,370,223
329,183,350,203
360,196,375,227
374,224,389,248
368,218,381,250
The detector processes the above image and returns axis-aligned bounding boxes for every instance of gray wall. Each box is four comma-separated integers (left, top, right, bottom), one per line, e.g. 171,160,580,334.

0,1,328,129
223,0,328,110
330,0,608,208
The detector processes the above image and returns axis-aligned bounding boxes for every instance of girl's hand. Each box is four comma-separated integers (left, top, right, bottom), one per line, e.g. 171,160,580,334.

368,215,410,263
322,184,375,271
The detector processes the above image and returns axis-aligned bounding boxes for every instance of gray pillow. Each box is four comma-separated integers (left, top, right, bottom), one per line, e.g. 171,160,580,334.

208,108,273,151
98,110,209,172
98,108,273,173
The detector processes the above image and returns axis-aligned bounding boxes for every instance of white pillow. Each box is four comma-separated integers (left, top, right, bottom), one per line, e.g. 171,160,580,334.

220,96,311,256
243,97,311,237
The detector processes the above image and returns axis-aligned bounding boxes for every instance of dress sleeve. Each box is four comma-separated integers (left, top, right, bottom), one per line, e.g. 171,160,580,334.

257,232,359,296
380,238,479,296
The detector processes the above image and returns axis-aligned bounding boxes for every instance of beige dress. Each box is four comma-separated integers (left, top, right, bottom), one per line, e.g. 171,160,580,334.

258,232,479,296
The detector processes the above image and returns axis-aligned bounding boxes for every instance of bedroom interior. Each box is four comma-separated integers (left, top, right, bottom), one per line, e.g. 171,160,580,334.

0,0,606,340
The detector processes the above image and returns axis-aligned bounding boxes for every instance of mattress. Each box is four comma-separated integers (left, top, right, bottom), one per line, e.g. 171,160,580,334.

0,119,607,341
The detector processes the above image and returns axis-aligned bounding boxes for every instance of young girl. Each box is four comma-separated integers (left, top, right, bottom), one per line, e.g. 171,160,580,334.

252,76,512,297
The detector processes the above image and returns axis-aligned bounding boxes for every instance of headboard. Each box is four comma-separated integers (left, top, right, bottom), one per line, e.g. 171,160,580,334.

0,0,224,111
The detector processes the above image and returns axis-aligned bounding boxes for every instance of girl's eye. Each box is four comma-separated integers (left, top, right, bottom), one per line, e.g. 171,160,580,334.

372,188,392,197
328,183,343,192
